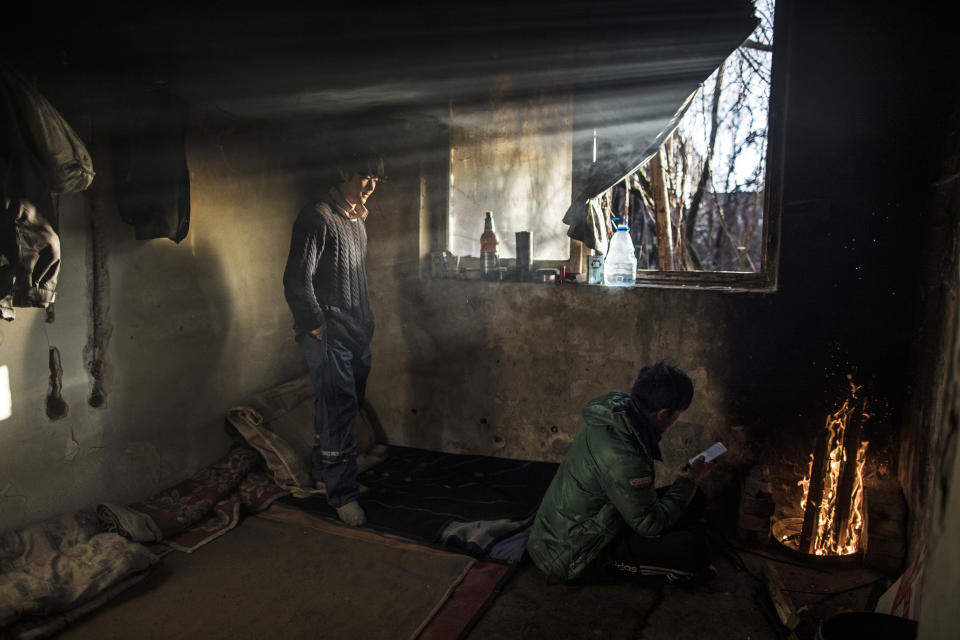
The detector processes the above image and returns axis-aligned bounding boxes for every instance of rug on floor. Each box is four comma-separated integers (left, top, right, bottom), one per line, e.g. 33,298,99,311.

278,445,558,561
261,504,513,640
57,510,497,640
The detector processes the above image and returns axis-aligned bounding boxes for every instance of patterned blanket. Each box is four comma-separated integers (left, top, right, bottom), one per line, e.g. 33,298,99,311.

0,509,159,638
1,447,287,638
97,447,287,552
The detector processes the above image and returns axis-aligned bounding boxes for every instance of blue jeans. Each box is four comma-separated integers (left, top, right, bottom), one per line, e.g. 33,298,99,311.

299,334,371,508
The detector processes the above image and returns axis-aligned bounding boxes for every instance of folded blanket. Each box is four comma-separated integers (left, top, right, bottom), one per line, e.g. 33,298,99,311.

97,447,287,552
0,509,159,636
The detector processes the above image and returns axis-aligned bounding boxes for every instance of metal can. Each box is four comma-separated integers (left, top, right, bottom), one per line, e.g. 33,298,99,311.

587,255,604,284
515,231,532,281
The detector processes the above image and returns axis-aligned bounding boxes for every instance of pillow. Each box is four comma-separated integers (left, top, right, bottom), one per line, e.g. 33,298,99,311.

0,509,159,632
225,407,313,492
227,375,386,497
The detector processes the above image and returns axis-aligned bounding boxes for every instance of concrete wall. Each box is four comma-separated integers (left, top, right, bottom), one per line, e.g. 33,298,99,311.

902,101,960,638
0,111,308,532
362,114,746,492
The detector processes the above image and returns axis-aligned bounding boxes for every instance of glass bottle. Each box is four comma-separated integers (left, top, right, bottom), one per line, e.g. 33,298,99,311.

480,211,500,280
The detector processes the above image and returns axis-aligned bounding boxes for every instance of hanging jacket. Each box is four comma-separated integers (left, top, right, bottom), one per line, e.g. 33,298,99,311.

1,198,59,316
527,391,696,582
1,59,94,319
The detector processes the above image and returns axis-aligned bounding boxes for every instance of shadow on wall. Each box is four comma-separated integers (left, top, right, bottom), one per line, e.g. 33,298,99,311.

83,108,237,491
99,233,236,494
371,121,450,452
0,194,236,530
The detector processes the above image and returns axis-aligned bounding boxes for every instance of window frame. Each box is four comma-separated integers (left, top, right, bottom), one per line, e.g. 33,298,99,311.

624,0,789,293
425,0,789,293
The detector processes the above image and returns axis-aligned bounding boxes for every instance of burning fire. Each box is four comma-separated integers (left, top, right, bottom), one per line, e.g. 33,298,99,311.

794,383,870,556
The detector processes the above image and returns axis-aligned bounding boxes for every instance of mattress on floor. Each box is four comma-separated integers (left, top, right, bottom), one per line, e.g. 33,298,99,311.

278,445,559,561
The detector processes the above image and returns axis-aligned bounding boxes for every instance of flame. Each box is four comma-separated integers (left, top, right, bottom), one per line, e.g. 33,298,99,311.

796,383,870,556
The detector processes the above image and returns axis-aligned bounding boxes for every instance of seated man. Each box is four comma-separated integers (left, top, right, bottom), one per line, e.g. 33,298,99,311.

527,361,715,584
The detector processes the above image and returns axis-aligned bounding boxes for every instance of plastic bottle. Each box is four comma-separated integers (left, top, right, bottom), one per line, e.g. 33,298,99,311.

587,254,604,284
603,220,637,286
480,211,500,280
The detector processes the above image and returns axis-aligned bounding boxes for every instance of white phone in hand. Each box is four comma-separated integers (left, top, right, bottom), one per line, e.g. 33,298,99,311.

688,441,727,467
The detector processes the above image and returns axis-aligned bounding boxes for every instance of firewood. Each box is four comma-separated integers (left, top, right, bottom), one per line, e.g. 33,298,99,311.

762,561,801,630
799,430,828,553
834,397,867,549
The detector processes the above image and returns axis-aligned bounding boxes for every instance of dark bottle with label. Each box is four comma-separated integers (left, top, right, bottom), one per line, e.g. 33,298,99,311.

480,211,500,280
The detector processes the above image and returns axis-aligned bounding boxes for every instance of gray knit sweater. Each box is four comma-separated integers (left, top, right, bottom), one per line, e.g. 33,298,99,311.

282,187,373,345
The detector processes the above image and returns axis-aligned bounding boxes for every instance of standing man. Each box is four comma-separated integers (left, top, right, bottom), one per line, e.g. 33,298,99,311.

528,361,716,583
283,146,385,526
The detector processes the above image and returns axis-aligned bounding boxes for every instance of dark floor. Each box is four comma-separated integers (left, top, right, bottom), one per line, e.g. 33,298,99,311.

468,525,887,640
56,516,476,640
47,512,888,640
467,550,778,640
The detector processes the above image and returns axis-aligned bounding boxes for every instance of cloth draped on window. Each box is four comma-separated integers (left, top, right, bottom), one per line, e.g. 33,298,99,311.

1,60,95,321
562,5,759,252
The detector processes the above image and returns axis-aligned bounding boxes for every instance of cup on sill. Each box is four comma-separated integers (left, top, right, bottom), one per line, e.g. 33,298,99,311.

536,268,558,283
430,251,459,279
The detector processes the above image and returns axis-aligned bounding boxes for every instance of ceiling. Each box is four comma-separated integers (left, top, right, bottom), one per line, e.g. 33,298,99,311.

5,1,758,121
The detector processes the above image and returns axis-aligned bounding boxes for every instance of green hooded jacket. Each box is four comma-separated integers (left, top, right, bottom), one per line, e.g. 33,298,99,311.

527,391,696,582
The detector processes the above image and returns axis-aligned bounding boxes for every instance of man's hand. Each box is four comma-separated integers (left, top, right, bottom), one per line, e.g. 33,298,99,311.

310,325,326,341
687,456,714,485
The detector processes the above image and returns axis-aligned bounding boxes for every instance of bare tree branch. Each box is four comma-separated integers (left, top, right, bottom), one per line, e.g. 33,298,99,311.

742,39,774,52
686,61,725,245
711,190,757,272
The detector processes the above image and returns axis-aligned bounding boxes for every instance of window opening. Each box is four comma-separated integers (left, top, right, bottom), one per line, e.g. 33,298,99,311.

592,0,778,277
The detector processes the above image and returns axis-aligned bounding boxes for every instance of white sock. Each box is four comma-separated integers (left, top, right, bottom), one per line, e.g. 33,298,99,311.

336,501,367,527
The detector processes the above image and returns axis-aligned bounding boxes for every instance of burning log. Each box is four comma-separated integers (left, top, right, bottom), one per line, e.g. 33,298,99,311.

798,430,828,554
833,397,867,550
795,386,870,557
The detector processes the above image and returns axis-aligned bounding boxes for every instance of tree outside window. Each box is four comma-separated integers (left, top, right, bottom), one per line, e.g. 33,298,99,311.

595,0,777,275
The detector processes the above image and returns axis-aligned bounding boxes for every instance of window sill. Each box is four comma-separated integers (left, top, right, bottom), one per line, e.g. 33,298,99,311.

427,251,776,292
423,271,776,293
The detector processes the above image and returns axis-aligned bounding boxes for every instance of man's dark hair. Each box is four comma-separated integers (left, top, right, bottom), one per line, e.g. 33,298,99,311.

630,361,694,412
336,144,386,181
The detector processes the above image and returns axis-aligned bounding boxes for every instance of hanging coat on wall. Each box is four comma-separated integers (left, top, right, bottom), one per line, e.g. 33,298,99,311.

111,82,190,243
1,60,95,321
